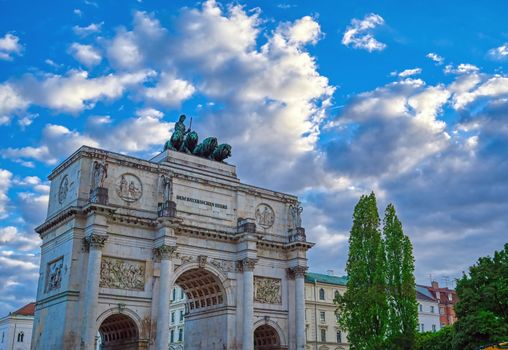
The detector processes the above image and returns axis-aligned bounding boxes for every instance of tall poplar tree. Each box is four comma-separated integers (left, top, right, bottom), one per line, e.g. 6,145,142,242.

383,204,418,349
336,192,388,350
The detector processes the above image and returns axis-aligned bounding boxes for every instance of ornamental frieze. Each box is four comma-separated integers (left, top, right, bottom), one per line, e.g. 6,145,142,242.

254,276,282,304
100,257,145,291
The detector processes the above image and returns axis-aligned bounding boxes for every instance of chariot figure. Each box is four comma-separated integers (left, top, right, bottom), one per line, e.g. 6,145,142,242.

164,114,191,151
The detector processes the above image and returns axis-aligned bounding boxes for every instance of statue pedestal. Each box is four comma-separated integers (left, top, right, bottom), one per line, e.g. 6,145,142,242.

89,187,108,205
158,201,177,218
288,227,306,242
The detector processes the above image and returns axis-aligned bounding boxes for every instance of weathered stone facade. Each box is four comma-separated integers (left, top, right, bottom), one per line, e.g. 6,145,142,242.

32,146,313,350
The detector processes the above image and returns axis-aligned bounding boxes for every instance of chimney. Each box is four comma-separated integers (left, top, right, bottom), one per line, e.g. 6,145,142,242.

431,281,439,289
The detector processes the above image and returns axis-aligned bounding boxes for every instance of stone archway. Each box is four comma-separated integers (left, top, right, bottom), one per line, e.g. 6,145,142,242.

254,324,281,350
173,267,229,349
98,313,140,350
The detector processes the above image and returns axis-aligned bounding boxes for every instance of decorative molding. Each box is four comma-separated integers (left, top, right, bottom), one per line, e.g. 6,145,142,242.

100,257,145,291
116,173,143,203
84,233,108,250
153,245,177,260
45,257,64,292
254,277,282,304
209,258,237,273
255,204,275,229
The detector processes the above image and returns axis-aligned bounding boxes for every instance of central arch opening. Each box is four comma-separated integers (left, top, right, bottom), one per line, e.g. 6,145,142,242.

171,267,228,350
254,324,281,350
98,313,139,350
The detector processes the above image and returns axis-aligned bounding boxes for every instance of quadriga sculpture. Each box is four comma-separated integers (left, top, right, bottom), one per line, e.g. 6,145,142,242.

181,131,198,154
163,114,232,162
193,137,218,159
211,144,232,162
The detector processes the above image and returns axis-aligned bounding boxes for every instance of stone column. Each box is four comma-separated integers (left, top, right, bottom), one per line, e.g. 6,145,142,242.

82,233,108,350
293,266,307,350
154,245,177,350
242,258,257,350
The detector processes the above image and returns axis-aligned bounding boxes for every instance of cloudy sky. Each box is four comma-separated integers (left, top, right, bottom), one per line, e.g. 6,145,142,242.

1,0,508,316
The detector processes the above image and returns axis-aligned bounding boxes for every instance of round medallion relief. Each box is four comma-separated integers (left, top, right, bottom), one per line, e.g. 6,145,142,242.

255,203,275,229
116,173,143,202
58,175,69,204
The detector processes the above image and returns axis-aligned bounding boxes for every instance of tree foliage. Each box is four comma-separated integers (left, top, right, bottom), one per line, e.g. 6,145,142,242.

414,326,455,350
452,244,508,350
336,192,388,350
383,204,418,349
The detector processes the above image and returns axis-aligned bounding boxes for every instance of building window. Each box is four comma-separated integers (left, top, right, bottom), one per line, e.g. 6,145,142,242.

178,328,183,342
179,310,184,322
17,331,24,342
170,329,174,343
448,293,453,301
320,311,326,322
336,331,342,343
419,304,423,312
1,331,4,343
440,306,445,315
334,290,340,300
320,329,326,342
171,312,175,323
319,288,325,300
430,305,434,313
432,324,436,332
172,288,176,301
420,324,424,332
181,289,184,299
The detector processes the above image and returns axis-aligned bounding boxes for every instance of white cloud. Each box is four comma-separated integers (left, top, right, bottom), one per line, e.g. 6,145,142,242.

0,169,12,219
342,13,386,52
487,43,508,61
18,69,155,113
72,22,103,37
0,226,40,252
68,43,102,67
0,83,29,125
426,52,444,64
73,9,83,16
0,33,22,61
144,74,195,106
391,68,422,78
444,63,479,75
453,75,508,110
280,16,322,45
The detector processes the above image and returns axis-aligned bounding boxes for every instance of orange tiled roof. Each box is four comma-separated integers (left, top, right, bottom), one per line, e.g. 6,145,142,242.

12,302,35,316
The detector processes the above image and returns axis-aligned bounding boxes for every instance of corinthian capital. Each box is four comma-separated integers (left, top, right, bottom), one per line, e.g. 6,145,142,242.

154,245,177,260
239,257,257,272
85,233,108,250
287,266,307,279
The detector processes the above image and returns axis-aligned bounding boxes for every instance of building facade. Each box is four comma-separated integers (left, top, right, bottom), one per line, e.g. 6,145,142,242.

32,145,312,350
304,273,349,350
0,303,35,350
427,281,458,327
169,286,186,350
416,286,441,333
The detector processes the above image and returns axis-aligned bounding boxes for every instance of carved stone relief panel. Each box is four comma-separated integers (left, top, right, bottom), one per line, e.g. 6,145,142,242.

46,257,64,292
100,256,145,291
254,276,282,304
58,176,69,204
255,203,275,229
116,173,143,203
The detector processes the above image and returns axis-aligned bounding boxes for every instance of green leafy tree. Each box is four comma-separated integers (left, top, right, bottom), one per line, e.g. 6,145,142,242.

451,244,508,350
383,204,418,349
336,192,388,350
415,326,455,350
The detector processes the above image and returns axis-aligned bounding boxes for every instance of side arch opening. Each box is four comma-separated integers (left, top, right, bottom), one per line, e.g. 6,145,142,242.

98,313,139,350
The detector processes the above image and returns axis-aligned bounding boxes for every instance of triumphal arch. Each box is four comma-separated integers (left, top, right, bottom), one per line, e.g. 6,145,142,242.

32,116,313,350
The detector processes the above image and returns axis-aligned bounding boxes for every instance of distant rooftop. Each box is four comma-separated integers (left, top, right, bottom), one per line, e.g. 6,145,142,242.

11,302,35,316
305,272,348,286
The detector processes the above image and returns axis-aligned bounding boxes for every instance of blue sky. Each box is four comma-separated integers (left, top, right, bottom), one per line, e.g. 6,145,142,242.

1,0,508,315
